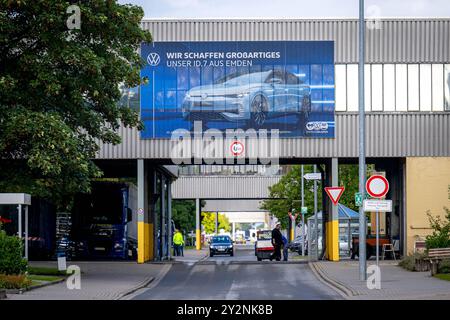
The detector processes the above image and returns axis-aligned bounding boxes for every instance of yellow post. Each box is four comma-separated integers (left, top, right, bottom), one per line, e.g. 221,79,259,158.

290,224,295,242
196,229,201,250
195,199,201,250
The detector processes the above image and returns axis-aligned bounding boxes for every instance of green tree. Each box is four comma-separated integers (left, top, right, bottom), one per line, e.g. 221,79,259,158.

261,165,322,229
425,207,450,249
201,212,231,234
172,200,196,234
0,1,151,208
261,164,366,229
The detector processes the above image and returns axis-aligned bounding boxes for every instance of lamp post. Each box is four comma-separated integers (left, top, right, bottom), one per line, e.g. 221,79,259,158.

358,0,367,281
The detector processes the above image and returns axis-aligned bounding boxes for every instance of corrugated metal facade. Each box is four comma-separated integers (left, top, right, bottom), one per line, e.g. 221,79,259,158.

96,113,450,159
142,18,450,63
171,176,281,199
95,19,450,160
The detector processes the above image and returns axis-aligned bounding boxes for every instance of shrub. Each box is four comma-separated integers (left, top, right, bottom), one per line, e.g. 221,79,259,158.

425,208,450,250
0,274,31,289
438,259,450,274
398,252,427,271
0,230,28,275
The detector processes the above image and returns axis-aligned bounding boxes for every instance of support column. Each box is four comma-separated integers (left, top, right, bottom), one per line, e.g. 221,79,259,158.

161,177,166,260
215,211,218,234
195,198,201,250
168,182,172,260
137,159,152,263
24,205,28,260
326,158,340,261
232,222,236,241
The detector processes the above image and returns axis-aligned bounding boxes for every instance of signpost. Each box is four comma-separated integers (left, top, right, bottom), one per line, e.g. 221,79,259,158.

303,173,322,180
365,175,391,266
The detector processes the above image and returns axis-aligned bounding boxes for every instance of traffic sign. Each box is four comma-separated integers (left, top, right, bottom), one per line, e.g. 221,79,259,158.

303,173,322,180
301,207,308,214
363,199,392,212
366,175,389,198
230,141,244,156
355,192,363,207
325,186,345,205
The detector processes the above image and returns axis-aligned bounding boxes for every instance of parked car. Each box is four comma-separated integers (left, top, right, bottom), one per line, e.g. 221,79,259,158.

255,230,274,261
182,69,311,128
287,235,308,254
209,235,234,257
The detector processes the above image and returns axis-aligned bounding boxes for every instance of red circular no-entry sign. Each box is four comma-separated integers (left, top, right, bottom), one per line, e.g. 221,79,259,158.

366,175,389,198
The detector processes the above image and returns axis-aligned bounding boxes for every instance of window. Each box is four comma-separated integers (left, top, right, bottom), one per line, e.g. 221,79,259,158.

346,64,358,111
365,64,371,111
383,64,396,111
419,64,432,111
395,64,408,111
371,64,383,111
335,65,346,111
445,64,450,111
408,64,420,111
432,64,444,111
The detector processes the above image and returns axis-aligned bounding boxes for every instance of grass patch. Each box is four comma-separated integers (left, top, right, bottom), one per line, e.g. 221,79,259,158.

27,267,66,276
28,275,63,282
434,273,450,281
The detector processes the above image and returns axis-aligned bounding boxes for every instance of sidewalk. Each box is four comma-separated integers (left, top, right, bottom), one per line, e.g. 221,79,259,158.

310,260,450,300
7,261,170,300
172,248,209,264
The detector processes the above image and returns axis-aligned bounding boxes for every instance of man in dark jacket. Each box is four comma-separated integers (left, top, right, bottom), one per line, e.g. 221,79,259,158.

270,222,283,261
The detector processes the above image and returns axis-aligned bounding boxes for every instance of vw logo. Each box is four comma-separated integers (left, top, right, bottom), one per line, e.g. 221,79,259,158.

147,52,160,66
201,93,208,100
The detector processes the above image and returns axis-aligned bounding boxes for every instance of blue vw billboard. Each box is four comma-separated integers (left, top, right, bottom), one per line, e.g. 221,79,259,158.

140,41,334,138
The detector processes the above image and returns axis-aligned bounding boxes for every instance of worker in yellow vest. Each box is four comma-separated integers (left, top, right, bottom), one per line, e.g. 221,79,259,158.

173,229,185,257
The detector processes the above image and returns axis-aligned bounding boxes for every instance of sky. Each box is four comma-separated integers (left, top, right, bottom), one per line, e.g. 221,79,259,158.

118,0,450,19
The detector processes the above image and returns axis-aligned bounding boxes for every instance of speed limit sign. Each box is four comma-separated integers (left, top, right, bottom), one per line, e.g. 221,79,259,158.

230,141,244,156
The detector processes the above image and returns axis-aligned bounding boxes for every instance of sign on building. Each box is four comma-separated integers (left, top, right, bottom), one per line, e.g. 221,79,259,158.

140,41,335,138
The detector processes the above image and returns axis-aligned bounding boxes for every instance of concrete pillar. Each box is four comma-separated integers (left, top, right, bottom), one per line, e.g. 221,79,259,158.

232,222,236,241
195,198,201,250
161,177,166,260
168,182,172,260
215,211,218,234
137,159,152,263
326,158,340,261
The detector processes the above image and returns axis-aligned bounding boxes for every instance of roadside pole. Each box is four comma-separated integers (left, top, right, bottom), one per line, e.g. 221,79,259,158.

301,165,305,257
376,210,379,266
314,165,319,260
195,198,201,250
358,0,367,281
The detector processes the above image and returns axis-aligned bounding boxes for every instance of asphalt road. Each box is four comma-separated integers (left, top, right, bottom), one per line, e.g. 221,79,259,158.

133,246,340,300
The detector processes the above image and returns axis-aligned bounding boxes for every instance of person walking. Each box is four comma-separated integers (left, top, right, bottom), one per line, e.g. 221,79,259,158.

281,233,289,261
270,222,283,261
173,229,184,256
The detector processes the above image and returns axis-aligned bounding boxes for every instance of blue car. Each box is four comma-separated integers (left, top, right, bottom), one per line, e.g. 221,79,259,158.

182,69,311,128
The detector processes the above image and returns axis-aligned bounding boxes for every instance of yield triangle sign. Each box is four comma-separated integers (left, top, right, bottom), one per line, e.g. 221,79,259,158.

325,187,345,205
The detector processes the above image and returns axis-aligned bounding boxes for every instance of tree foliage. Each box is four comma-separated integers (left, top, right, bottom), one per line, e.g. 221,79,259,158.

425,207,450,249
172,200,196,234
0,1,151,208
261,165,364,229
261,165,323,229
201,212,231,234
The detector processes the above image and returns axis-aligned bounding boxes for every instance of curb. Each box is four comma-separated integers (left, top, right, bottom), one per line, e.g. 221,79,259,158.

118,264,172,300
114,276,155,300
4,278,66,295
197,260,309,265
308,262,358,299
